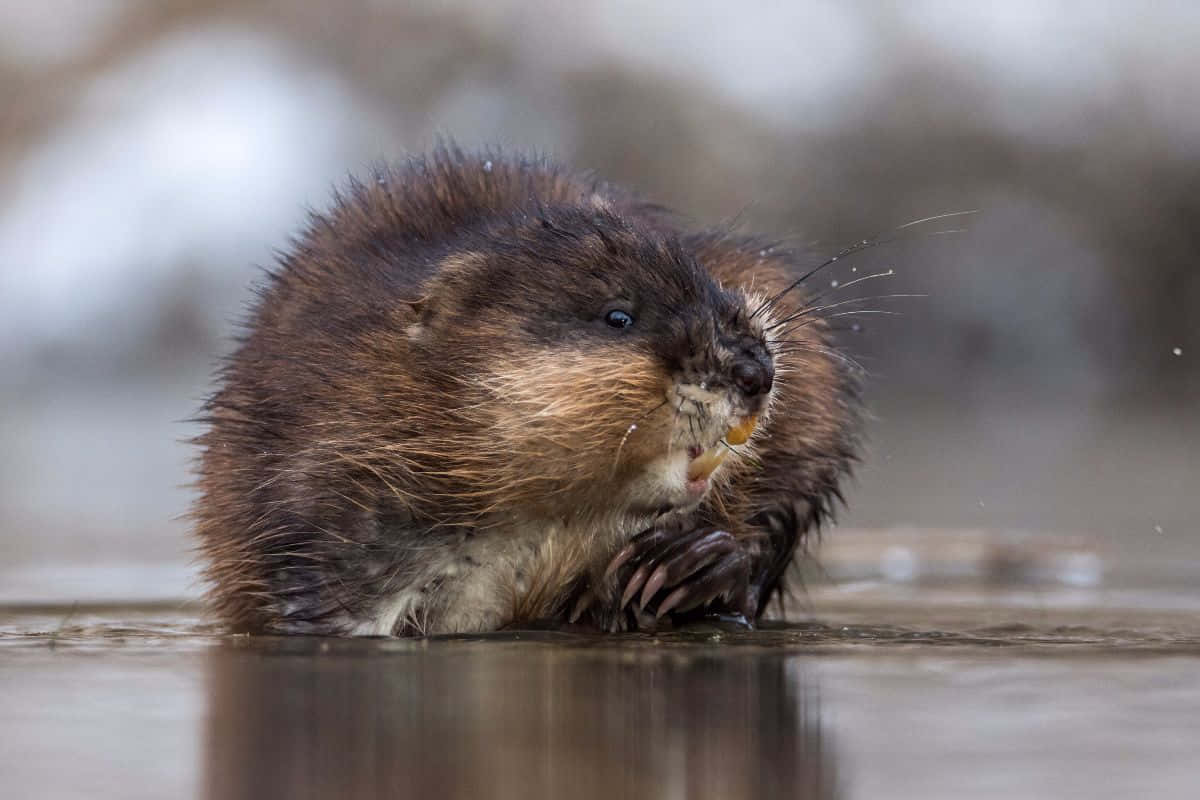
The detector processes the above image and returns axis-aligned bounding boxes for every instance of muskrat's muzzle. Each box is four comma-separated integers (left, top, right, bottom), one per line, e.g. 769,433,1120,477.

731,345,774,400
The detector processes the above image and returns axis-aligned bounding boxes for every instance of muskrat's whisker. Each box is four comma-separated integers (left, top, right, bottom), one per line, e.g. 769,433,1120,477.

750,242,876,320
610,398,669,476
771,309,904,344
764,294,925,331
770,342,868,374
802,268,897,307
828,309,904,318
750,209,977,320
893,209,979,230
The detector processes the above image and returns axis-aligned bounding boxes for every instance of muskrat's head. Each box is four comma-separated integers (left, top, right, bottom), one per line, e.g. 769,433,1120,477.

405,206,776,519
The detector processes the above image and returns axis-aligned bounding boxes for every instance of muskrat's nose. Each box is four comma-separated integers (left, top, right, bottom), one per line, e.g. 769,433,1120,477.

732,354,774,397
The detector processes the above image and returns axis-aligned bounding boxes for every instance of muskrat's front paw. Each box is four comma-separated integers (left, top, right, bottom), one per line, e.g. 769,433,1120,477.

606,527,754,625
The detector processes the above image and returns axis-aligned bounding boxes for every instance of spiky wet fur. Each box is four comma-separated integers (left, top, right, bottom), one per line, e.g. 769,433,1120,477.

193,146,860,635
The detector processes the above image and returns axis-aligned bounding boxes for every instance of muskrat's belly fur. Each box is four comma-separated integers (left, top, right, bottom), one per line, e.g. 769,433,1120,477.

352,513,646,636
193,147,860,636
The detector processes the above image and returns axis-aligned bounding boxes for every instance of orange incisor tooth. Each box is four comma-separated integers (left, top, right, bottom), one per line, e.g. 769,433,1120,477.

687,448,728,481
724,415,759,446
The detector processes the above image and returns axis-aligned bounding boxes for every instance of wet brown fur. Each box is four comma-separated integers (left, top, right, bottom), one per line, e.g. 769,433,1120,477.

193,146,859,635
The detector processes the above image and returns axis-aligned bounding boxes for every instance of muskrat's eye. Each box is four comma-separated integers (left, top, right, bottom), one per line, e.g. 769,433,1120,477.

605,309,635,329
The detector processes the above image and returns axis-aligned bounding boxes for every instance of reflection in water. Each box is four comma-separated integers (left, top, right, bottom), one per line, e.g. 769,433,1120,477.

203,634,838,799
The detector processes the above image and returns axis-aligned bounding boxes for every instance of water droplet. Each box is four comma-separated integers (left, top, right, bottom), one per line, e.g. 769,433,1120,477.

851,267,858,273
758,250,767,257
1154,524,1164,534
886,269,895,276
1172,346,1183,356
830,256,838,262
851,323,863,333
830,279,839,288
483,160,493,172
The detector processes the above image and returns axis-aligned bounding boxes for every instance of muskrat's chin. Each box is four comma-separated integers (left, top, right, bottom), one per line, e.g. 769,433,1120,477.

619,413,759,514
621,449,721,515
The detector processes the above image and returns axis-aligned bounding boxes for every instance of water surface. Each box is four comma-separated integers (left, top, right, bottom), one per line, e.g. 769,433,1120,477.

3,590,1198,800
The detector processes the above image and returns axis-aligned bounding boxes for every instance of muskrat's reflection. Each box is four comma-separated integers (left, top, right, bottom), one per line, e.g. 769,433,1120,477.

203,636,839,799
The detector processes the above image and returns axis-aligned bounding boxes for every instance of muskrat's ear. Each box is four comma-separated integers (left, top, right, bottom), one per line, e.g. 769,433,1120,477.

407,252,486,341
404,295,431,341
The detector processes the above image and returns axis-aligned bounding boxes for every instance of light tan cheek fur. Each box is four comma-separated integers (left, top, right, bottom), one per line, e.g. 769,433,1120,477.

484,347,668,455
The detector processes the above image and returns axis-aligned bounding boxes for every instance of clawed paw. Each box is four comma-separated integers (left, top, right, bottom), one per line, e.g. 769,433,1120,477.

604,526,755,627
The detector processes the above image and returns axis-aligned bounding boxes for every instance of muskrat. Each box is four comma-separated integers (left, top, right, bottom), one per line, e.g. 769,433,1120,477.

193,147,860,635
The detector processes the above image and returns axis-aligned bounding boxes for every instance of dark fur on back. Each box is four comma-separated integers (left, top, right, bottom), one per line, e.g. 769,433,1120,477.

193,145,860,634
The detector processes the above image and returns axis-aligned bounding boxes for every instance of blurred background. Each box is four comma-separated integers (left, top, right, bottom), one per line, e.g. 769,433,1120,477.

2,0,1197,605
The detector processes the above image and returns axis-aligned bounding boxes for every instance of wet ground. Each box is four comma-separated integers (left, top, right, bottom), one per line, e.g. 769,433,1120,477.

4,579,1199,800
